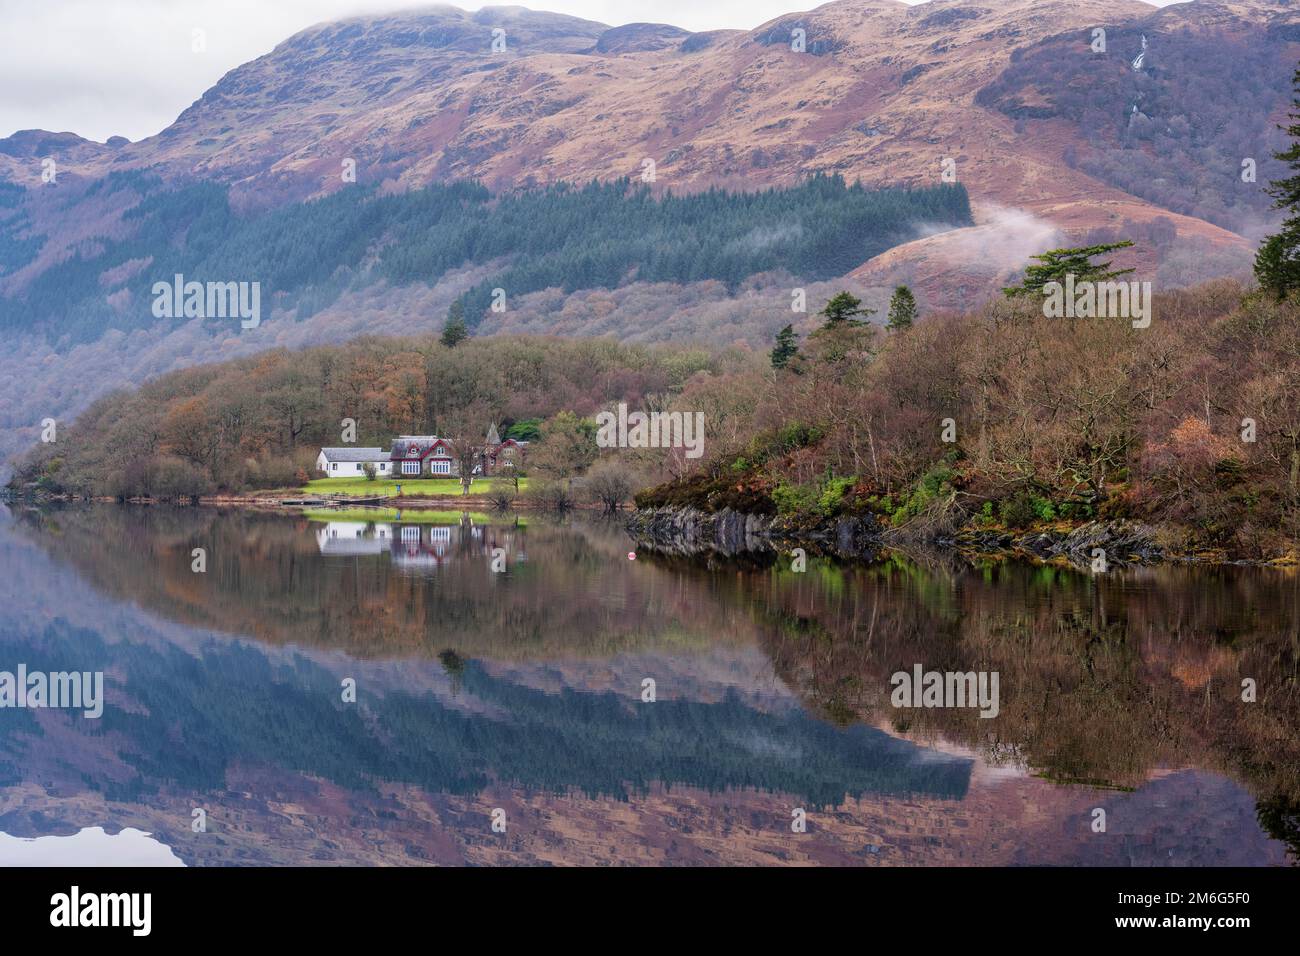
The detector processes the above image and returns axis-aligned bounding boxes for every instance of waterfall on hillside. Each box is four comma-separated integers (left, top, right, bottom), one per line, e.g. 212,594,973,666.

1131,34,1148,71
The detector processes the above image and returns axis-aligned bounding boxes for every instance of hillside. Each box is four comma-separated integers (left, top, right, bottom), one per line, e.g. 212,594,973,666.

5,2,1294,290
3,0,1300,472
7,2,1292,225
0,175,967,473
15,276,1300,565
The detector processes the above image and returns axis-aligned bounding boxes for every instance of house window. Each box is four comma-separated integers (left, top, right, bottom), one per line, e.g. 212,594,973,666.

331,463,337,471
401,461,420,475
431,460,451,475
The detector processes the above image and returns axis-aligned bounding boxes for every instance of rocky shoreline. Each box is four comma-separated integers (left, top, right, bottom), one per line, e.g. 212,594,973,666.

625,506,881,559
625,505,1284,567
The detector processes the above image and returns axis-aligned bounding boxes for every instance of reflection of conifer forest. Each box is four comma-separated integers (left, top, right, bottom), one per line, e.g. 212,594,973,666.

9,506,1299,856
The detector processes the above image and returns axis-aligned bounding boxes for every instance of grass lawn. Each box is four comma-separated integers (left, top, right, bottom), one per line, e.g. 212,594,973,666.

303,508,511,524
302,477,529,497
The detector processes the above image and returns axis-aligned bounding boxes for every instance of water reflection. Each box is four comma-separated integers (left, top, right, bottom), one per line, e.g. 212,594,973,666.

0,504,1295,865
315,518,528,575
0,827,185,867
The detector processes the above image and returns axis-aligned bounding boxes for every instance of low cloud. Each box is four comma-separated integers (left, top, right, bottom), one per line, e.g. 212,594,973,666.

915,205,1062,272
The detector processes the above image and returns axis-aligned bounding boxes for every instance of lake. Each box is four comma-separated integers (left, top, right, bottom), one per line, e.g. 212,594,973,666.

0,503,1295,865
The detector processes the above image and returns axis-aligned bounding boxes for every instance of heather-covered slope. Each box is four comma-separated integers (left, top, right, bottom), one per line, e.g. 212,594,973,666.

4,1,1292,279
3,0,1300,474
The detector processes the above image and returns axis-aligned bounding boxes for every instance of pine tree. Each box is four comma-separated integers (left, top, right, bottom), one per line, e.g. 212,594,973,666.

887,285,918,330
770,324,799,369
440,301,469,347
1256,65,1300,299
1002,242,1135,298
819,291,874,325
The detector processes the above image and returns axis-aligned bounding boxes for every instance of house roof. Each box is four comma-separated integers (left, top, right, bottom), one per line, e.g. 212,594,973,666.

391,435,449,460
386,434,530,460
319,447,387,462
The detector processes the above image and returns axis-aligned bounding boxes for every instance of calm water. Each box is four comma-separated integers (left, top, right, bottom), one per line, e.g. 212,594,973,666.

0,503,1296,866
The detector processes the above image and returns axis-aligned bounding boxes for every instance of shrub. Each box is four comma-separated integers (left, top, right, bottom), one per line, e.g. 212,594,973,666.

524,478,575,512
584,459,637,513
736,422,826,471
244,454,304,492
817,476,857,514
634,471,776,514
1000,493,1038,529
486,478,517,512
773,481,819,515
152,457,214,501
891,465,958,523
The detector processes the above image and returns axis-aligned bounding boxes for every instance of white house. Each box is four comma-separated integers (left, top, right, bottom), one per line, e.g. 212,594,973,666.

315,447,392,478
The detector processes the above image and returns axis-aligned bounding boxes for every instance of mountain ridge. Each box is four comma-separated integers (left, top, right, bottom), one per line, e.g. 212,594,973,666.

3,0,1288,268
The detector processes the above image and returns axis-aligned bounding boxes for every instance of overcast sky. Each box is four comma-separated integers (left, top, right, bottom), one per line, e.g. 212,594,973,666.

1,0,1175,143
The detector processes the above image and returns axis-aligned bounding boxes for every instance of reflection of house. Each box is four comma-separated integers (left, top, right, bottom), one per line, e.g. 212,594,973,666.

391,524,454,568
314,521,392,555
314,519,526,570
315,448,391,477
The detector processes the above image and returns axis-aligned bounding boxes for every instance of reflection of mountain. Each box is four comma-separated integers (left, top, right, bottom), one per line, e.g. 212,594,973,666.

13,506,1300,810
1,505,1292,865
0,616,970,814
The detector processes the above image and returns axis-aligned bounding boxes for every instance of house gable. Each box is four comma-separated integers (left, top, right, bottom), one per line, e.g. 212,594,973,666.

390,436,436,461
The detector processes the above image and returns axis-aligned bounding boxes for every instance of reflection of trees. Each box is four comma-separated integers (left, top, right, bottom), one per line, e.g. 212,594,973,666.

13,507,1300,850
642,551,1300,837
1256,794,1300,861
15,506,746,660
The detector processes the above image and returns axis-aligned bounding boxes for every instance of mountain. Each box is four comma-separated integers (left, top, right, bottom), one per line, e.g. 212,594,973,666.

8,0,1298,288
11,2,1294,220
1,0,1299,470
